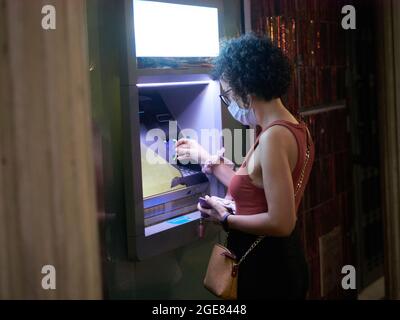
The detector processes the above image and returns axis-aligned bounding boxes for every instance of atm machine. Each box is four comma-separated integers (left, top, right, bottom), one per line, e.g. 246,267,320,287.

121,0,227,260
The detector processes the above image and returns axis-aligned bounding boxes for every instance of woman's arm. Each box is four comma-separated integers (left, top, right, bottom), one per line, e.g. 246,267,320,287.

175,138,236,187
200,126,298,237
209,161,236,188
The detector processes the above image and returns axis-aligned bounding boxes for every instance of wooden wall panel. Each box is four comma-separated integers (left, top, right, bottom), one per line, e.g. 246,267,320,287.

377,0,400,300
0,0,101,299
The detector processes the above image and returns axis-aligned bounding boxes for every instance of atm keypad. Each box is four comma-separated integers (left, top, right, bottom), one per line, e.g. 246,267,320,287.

180,167,200,177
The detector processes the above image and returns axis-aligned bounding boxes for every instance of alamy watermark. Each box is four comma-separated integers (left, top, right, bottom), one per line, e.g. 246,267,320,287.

41,265,56,290
341,265,356,290
142,122,256,171
40,4,355,31
342,5,356,30
41,5,56,30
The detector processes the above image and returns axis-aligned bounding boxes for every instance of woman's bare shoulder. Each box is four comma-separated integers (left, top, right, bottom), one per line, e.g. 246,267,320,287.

258,124,297,151
258,124,299,172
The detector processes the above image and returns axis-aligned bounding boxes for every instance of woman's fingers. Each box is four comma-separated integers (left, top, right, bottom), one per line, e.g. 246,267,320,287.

175,145,193,161
176,150,192,162
205,196,227,217
175,143,189,150
175,138,190,147
175,145,190,162
197,203,213,216
176,148,202,164
204,195,216,206
205,195,222,210
176,146,191,156
197,202,218,216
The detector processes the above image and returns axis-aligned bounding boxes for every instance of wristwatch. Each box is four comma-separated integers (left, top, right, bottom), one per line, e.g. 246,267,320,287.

220,211,233,232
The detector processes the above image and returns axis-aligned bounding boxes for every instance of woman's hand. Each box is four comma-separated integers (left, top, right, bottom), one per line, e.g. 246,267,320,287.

197,195,229,223
175,138,211,164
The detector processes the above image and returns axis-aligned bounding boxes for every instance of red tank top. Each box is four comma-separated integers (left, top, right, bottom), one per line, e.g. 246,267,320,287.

227,120,315,215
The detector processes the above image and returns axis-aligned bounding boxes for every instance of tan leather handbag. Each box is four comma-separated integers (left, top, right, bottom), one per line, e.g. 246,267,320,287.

203,238,263,300
203,244,238,299
203,131,311,300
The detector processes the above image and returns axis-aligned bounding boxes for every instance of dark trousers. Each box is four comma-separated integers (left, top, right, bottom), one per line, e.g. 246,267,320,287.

227,224,309,300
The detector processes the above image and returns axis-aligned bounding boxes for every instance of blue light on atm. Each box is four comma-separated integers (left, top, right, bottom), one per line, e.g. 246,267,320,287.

168,216,192,225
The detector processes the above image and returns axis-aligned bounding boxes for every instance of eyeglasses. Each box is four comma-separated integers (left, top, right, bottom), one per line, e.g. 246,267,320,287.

219,88,232,107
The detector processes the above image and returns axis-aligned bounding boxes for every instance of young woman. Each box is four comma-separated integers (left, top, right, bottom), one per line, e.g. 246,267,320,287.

176,33,315,299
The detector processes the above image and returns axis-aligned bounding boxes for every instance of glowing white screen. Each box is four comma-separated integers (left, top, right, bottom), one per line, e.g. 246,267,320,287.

133,0,220,57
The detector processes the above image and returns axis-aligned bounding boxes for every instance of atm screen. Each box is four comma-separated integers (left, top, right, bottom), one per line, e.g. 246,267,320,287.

133,0,220,58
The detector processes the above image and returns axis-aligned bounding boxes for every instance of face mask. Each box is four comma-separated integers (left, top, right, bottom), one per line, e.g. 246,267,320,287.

227,100,257,126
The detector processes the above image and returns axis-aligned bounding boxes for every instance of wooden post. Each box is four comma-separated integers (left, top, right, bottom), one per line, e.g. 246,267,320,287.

376,0,400,300
0,0,102,299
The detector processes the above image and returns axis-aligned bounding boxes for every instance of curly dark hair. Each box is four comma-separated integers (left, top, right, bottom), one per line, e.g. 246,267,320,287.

212,33,292,105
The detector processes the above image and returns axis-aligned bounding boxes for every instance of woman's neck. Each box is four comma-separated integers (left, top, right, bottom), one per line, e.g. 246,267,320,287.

252,97,297,130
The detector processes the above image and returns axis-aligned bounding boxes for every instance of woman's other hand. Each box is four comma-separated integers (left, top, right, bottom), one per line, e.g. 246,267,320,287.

175,138,211,164
197,195,229,223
